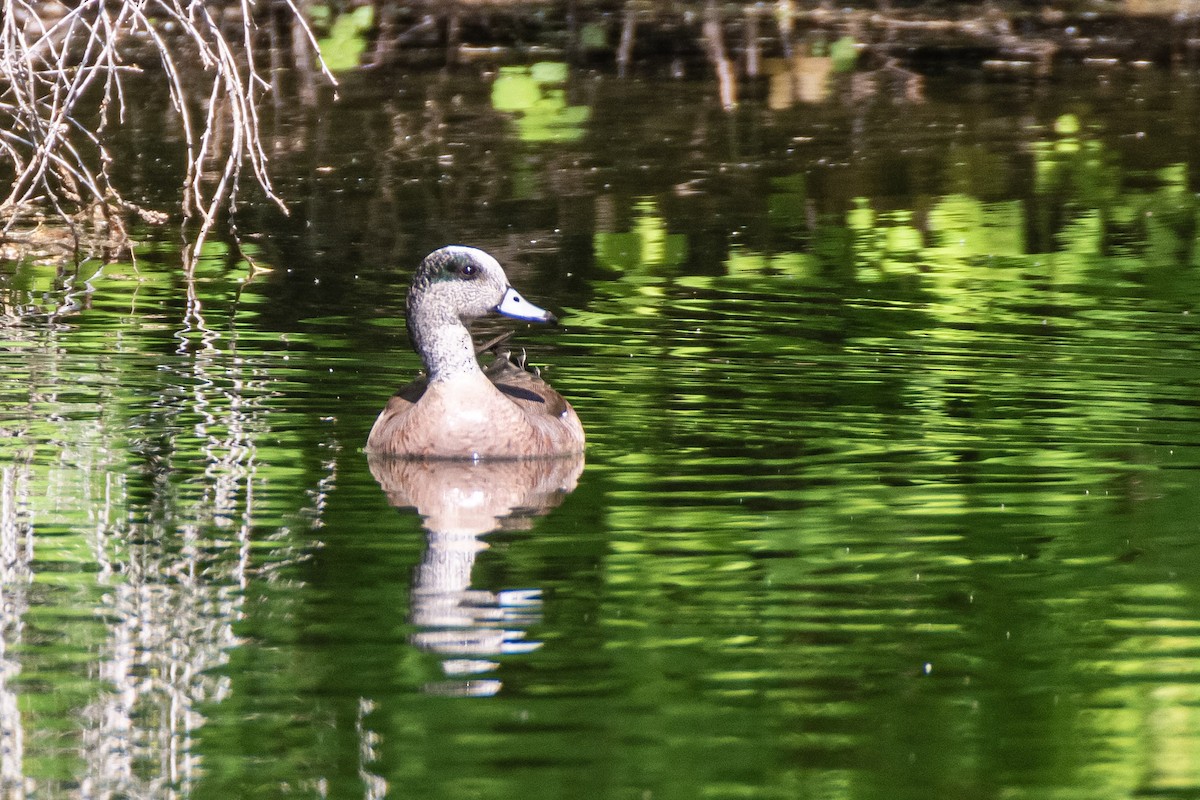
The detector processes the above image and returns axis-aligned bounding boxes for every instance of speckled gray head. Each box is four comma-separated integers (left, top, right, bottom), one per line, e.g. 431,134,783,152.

405,246,556,380
407,245,554,324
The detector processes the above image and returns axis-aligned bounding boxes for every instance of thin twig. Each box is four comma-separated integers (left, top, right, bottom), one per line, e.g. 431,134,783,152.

0,0,334,260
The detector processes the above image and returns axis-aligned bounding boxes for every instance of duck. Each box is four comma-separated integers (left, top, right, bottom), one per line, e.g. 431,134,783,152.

366,245,585,460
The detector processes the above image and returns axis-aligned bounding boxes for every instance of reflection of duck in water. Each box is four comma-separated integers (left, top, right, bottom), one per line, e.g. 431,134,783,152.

367,245,586,693
366,245,585,460
369,454,584,696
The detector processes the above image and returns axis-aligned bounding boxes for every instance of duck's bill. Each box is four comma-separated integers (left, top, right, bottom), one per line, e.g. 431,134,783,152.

496,286,557,324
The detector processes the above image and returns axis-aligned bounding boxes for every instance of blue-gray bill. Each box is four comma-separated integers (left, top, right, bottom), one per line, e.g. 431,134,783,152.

496,286,557,324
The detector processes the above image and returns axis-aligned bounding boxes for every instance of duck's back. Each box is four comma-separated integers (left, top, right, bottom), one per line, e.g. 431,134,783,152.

366,355,585,459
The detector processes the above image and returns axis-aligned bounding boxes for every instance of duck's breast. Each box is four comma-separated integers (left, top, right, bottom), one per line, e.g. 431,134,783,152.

367,371,583,459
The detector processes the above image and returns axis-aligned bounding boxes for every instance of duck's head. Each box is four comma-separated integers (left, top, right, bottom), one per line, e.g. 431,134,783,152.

407,245,555,326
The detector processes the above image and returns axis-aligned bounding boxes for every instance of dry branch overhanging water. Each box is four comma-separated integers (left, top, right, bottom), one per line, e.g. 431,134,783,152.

0,0,333,260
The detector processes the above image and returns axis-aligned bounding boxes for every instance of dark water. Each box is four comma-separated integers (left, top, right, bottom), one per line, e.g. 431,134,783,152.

5,64,1200,797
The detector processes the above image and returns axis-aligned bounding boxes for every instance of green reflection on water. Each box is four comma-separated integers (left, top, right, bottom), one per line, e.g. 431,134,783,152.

316,6,374,72
5,66,1200,800
594,198,688,274
493,63,591,143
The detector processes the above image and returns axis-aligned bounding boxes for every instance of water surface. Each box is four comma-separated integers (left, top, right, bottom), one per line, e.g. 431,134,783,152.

4,64,1200,798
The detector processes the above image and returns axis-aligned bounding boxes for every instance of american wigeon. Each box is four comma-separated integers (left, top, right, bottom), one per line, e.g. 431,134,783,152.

366,246,586,460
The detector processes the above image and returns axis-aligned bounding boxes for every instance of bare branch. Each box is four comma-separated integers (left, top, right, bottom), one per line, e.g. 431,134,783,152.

0,0,336,261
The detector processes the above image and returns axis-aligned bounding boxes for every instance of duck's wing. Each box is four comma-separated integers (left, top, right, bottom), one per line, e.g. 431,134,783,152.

365,373,430,454
392,373,428,405
484,351,573,418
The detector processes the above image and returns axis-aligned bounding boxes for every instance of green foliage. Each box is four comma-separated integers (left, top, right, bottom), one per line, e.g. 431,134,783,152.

530,61,568,83
491,62,591,143
492,67,542,112
829,35,859,72
927,195,1025,258
317,6,374,72
594,198,687,274
724,246,816,278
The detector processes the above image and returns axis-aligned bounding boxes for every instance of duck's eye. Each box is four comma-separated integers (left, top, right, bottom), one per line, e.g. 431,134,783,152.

448,259,477,278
